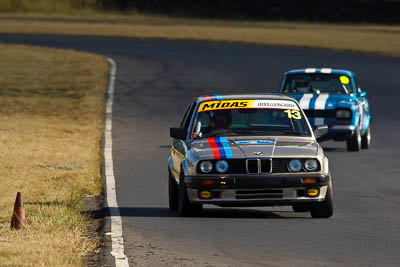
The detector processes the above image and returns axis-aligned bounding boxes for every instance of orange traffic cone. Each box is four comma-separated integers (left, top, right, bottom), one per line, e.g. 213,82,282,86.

10,192,26,230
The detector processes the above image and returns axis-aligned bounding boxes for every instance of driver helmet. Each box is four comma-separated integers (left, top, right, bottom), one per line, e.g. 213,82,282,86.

209,109,232,129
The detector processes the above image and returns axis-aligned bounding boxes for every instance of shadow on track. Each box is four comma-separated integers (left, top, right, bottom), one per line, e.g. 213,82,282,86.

99,207,310,219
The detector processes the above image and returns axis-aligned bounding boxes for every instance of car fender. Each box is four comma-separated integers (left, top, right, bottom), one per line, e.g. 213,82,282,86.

168,155,175,173
353,109,361,129
181,158,190,177
335,100,360,128
361,115,371,135
168,155,173,170
323,156,329,176
168,155,179,182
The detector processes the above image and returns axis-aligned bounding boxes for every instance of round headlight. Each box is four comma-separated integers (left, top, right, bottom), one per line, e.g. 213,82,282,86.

304,159,318,171
288,159,302,172
336,109,352,119
215,160,229,173
199,161,213,173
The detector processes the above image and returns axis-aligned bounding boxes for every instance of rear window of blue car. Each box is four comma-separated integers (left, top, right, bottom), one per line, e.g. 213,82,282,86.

282,74,353,94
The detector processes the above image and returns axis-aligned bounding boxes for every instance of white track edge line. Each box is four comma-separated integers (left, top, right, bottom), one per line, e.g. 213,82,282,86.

105,58,129,267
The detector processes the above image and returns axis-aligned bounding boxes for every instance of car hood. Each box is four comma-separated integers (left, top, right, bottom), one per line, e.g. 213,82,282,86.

289,93,354,110
190,136,318,159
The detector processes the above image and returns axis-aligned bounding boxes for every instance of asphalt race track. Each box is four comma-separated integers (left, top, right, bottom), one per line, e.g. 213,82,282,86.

1,34,399,266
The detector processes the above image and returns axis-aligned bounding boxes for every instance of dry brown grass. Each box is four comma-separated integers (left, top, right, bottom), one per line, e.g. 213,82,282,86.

0,44,109,265
0,0,98,14
0,13,400,55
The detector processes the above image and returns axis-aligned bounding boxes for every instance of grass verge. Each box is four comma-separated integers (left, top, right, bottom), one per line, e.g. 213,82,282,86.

0,44,108,265
0,13,400,56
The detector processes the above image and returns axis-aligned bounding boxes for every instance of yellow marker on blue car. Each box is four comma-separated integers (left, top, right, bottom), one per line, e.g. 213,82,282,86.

340,75,350,84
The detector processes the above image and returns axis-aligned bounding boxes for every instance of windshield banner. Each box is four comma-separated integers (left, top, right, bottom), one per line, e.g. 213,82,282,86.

198,100,299,112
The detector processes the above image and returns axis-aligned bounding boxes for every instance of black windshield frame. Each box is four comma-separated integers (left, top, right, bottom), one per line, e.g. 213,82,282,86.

191,104,312,139
282,74,354,94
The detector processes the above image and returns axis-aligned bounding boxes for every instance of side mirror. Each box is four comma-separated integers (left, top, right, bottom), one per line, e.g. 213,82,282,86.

170,127,186,140
314,125,328,139
359,91,367,97
194,121,202,138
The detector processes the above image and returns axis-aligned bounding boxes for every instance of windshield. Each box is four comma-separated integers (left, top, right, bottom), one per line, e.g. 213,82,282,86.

282,74,353,94
191,99,311,138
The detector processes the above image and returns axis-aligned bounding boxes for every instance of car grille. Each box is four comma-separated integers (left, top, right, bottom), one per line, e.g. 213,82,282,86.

227,159,247,174
246,159,258,174
197,158,319,174
235,189,283,199
271,158,290,173
246,159,272,174
303,109,336,118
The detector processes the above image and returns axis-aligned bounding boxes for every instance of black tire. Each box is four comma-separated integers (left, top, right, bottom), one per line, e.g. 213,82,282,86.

361,125,371,149
178,170,202,216
168,168,179,211
310,185,334,218
292,205,309,212
346,126,361,152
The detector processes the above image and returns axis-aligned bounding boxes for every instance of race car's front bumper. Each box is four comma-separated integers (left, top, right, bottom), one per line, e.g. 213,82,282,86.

318,125,355,141
185,174,330,207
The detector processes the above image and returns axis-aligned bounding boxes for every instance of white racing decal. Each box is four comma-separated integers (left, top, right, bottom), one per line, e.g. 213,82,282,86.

105,58,129,267
305,68,316,73
314,94,329,126
299,94,313,109
314,94,329,109
234,140,276,145
321,68,332,73
253,100,299,110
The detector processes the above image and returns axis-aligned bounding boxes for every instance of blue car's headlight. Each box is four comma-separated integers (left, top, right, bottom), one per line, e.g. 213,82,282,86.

336,109,352,120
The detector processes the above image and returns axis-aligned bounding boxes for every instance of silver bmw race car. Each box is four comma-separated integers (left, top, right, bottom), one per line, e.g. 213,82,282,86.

168,94,333,218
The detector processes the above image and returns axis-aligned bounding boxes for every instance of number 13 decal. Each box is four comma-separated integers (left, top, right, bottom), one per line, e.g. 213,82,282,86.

284,110,302,119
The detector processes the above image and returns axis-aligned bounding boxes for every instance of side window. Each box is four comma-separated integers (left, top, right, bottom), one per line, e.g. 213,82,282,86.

279,76,286,92
180,101,195,128
354,77,362,93
181,102,196,131
197,112,210,130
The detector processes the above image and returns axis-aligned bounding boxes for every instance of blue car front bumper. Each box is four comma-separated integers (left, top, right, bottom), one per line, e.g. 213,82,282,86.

318,125,355,141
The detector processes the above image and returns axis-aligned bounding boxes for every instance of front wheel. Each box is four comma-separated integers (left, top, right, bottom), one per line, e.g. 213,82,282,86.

178,172,202,216
346,126,361,152
310,186,334,218
361,125,371,149
168,168,179,211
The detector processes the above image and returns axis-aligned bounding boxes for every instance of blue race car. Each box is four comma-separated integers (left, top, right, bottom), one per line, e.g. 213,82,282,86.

279,68,371,151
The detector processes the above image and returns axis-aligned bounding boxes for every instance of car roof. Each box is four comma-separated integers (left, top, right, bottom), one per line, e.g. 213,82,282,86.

284,68,355,77
194,93,296,103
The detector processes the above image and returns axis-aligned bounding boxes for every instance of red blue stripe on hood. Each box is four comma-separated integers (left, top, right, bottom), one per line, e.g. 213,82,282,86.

207,137,233,159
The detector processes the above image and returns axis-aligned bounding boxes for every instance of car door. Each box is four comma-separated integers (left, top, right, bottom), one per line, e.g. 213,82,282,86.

172,101,196,176
354,77,369,132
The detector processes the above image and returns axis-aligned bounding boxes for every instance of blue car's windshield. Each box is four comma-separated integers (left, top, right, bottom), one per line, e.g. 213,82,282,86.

192,99,311,139
282,74,353,94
